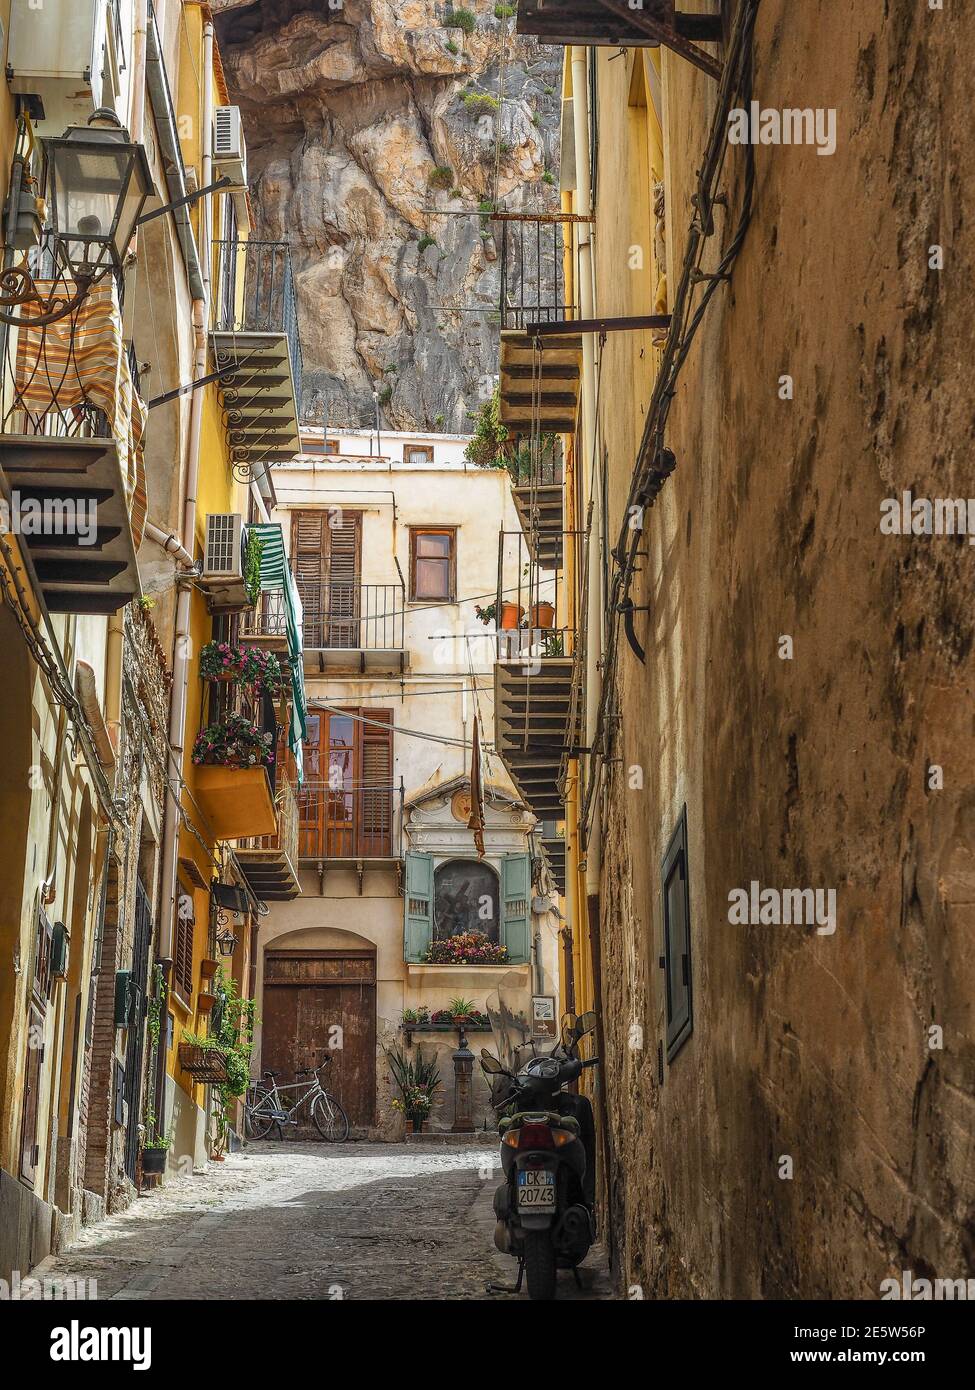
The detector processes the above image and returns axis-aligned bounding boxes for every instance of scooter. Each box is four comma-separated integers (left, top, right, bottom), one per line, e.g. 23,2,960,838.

481,1009,599,1300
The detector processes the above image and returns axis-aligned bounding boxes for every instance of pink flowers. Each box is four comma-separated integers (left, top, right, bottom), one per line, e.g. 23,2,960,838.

423,932,508,965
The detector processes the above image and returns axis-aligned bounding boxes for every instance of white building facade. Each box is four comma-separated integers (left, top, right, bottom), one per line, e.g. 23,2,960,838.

250,429,562,1135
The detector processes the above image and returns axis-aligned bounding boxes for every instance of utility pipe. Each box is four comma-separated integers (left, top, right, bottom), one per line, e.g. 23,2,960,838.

570,47,602,896
144,520,196,570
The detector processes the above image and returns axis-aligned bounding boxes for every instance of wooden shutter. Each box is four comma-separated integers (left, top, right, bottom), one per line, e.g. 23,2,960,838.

326,512,361,648
358,709,393,856
291,511,326,647
174,907,194,1003
501,853,531,964
404,852,434,962
19,1004,44,1184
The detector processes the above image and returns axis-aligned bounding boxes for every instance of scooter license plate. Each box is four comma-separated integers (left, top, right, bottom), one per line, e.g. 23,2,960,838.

517,1170,556,1208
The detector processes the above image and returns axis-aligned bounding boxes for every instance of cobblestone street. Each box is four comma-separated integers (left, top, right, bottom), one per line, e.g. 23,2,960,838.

31,1142,613,1301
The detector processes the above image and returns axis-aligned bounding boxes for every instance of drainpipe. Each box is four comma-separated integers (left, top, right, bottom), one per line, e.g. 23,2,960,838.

144,520,196,570
570,47,602,900
130,0,149,143
202,20,214,308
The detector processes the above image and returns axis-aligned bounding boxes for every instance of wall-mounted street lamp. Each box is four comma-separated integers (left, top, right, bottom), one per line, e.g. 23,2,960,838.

216,929,239,957
0,109,153,328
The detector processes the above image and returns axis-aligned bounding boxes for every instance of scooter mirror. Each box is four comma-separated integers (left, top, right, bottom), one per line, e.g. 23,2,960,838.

480,1050,505,1075
574,1010,598,1039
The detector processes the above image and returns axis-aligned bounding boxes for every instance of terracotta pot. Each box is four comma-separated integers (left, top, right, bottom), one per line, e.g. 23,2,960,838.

530,602,556,629
199,958,219,981
197,992,217,1015
211,1152,226,1163
500,602,523,630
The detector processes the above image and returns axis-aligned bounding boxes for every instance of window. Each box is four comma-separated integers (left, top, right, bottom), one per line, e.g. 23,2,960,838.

292,509,361,647
299,709,394,857
173,886,195,1005
404,851,531,964
410,527,456,602
405,444,434,465
661,807,693,1060
434,859,501,942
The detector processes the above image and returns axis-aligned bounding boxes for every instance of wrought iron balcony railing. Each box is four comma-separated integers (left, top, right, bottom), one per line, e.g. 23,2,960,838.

239,587,290,642
297,581,406,652
497,215,578,332
237,775,300,863
211,239,304,415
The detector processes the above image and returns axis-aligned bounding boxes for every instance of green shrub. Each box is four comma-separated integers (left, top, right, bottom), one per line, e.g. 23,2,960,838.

542,170,555,185
463,92,500,118
445,38,459,55
494,3,515,16
447,7,477,33
428,164,454,189
418,235,437,254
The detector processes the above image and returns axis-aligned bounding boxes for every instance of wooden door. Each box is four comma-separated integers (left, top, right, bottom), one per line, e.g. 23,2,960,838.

291,511,326,648
20,1003,44,1184
262,951,376,1127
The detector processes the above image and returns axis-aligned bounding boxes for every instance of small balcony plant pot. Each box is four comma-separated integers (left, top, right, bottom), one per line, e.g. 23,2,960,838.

200,958,219,982
500,602,523,630
530,602,556,629
142,1147,168,1176
197,992,217,1015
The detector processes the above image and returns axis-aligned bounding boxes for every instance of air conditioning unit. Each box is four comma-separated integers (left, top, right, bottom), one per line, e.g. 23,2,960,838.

213,106,248,187
6,0,123,131
201,513,250,612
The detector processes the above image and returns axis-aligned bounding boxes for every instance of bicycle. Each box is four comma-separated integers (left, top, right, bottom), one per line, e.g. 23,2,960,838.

244,1057,350,1143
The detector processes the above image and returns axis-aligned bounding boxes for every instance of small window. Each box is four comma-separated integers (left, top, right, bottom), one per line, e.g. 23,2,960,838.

661,806,692,1061
434,859,500,943
410,527,456,602
406,444,434,465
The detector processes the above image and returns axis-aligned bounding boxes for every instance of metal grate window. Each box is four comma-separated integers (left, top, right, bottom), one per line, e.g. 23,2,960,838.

661,806,693,1061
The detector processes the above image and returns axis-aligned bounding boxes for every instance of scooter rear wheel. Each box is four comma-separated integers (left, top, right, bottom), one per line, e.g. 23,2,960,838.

523,1230,557,1300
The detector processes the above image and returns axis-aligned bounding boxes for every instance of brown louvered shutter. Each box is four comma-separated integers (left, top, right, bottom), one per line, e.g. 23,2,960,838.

326,512,361,648
292,511,326,647
174,910,194,1002
358,710,393,856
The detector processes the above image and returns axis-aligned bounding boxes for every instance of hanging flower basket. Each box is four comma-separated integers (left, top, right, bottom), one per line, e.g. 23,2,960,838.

178,1042,230,1084
192,713,275,769
199,641,285,693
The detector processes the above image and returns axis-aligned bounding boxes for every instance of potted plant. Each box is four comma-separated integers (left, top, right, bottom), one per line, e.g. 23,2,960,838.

447,995,477,1024
474,602,497,627
499,602,523,630
199,641,285,693
385,1044,442,1135
200,958,219,982
529,601,555,629
141,1105,172,1176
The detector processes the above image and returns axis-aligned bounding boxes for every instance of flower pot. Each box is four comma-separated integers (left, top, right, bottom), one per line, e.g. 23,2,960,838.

211,1152,226,1163
530,602,556,629
409,1118,426,1135
500,602,523,630
200,958,219,982
141,1147,168,1176
197,992,217,1015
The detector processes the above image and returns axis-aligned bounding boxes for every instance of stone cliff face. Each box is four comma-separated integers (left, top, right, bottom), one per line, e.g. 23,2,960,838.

213,0,563,431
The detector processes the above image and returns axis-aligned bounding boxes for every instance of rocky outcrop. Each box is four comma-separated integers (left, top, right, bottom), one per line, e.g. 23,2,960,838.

213,1,562,431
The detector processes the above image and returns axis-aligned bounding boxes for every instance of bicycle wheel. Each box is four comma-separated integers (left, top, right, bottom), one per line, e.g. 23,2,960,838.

312,1091,350,1142
245,1086,277,1141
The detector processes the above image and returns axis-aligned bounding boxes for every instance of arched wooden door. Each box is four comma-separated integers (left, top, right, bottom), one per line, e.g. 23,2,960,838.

261,949,376,1128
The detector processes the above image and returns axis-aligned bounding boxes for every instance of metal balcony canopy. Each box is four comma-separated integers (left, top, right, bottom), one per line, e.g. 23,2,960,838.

516,0,723,78
245,522,307,778
0,437,140,613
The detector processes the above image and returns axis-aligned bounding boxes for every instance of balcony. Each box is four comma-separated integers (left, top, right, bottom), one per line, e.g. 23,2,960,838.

515,2,724,54
194,764,277,840
236,777,301,901
239,587,292,666
298,581,407,676
505,436,565,571
297,779,405,890
495,215,582,438
211,240,304,469
540,820,567,895
494,650,581,819
0,288,144,614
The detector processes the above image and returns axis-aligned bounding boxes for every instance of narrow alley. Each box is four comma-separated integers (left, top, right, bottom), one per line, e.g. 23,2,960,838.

30,1142,612,1302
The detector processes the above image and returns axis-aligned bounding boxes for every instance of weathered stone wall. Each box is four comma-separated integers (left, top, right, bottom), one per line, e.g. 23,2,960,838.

593,4,974,1298
213,0,561,430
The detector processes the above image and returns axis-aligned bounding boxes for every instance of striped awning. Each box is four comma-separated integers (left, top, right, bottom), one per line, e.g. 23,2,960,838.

14,279,148,547
250,521,307,779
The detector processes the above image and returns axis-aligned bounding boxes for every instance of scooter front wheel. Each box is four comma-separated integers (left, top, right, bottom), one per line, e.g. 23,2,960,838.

523,1229,557,1300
